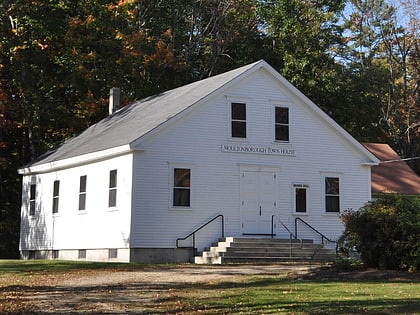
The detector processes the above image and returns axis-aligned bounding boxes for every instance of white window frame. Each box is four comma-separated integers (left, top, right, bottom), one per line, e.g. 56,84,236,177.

271,102,290,143
322,174,341,214
29,183,36,216
293,183,309,215
227,97,249,141
108,169,117,208
169,164,192,209
52,180,60,214
78,175,87,211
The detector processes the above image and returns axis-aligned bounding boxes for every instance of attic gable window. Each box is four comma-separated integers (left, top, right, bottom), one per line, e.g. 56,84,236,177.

231,102,247,138
108,170,117,208
52,180,60,214
29,184,36,216
173,168,191,207
275,107,289,142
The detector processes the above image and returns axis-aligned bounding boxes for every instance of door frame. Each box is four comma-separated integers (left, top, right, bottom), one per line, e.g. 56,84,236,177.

239,164,279,235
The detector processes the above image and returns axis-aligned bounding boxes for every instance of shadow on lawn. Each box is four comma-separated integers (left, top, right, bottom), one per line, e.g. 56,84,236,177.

0,260,140,274
1,275,419,315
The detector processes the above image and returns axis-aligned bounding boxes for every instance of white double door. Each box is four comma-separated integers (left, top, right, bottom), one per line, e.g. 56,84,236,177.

241,170,277,235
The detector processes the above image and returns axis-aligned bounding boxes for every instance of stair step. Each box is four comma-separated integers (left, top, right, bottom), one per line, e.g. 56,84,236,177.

195,237,336,265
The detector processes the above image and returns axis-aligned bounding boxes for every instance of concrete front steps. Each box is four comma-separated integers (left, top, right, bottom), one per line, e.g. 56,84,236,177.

195,237,337,264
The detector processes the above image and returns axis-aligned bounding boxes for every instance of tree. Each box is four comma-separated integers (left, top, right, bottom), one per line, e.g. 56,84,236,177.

340,0,420,172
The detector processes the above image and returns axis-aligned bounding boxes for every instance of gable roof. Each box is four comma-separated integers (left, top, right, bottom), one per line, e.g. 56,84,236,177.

363,143,420,195
19,60,379,174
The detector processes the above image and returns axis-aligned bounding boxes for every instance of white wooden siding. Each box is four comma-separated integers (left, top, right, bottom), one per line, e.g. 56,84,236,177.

130,69,372,251
20,154,133,253
20,67,373,255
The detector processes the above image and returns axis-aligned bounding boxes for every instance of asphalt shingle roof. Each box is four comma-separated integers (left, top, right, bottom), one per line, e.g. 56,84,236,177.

27,61,261,167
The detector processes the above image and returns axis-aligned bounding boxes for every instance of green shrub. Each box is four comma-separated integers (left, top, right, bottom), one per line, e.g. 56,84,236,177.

338,195,420,271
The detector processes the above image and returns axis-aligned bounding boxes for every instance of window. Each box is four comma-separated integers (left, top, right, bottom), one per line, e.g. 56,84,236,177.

231,102,246,138
52,180,60,214
325,177,340,212
173,168,191,207
294,184,309,213
29,184,36,216
52,250,59,259
108,170,117,207
79,175,87,210
108,248,118,259
78,249,86,259
275,107,289,141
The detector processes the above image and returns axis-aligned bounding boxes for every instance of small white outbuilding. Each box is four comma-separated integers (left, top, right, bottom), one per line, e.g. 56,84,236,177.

18,60,379,263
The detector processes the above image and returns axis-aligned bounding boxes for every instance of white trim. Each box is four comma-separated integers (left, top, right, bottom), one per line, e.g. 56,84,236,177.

18,145,139,175
168,163,193,210
257,61,380,165
292,183,310,215
271,100,291,144
226,96,250,141
321,173,342,214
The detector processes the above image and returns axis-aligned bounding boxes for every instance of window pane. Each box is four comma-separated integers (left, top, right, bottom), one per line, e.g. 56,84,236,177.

275,125,289,141
78,249,86,259
79,175,87,193
108,248,118,259
109,170,117,188
231,103,246,120
30,184,36,200
109,189,117,207
30,201,35,216
174,168,190,187
325,177,339,194
232,121,247,138
53,180,60,196
79,193,86,210
173,188,190,207
326,196,340,212
295,188,306,212
52,198,59,213
275,107,289,124
29,184,36,215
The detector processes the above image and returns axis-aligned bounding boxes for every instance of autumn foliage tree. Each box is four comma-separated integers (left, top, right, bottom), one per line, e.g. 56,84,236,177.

0,0,418,257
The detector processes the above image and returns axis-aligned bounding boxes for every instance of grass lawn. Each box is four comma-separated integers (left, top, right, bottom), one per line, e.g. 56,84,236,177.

157,276,420,314
1,260,419,314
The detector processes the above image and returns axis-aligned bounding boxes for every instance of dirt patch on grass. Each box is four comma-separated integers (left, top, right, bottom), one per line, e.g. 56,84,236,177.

0,264,418,314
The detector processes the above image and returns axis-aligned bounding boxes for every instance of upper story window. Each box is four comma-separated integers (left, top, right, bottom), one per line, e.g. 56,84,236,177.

108,170,117,208
231,102,247,138
78,175,87,211
52,180,60,214
29,184,36,216
325,177,340,212
173,168,191,207
275,107,289,142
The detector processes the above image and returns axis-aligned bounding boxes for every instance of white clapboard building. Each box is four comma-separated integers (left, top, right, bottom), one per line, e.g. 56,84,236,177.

19,60,379,263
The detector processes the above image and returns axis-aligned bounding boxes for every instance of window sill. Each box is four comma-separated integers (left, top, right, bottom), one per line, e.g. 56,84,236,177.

322,211,340,216
78,210,88,215
293,212,308,216
108,207,119,212
272,140,291,145
170,206,192,211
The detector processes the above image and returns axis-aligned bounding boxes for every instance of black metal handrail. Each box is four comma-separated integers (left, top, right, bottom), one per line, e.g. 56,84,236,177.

176,214,224,256
272,215,303,257
271,215,276,238
294,217,336,244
